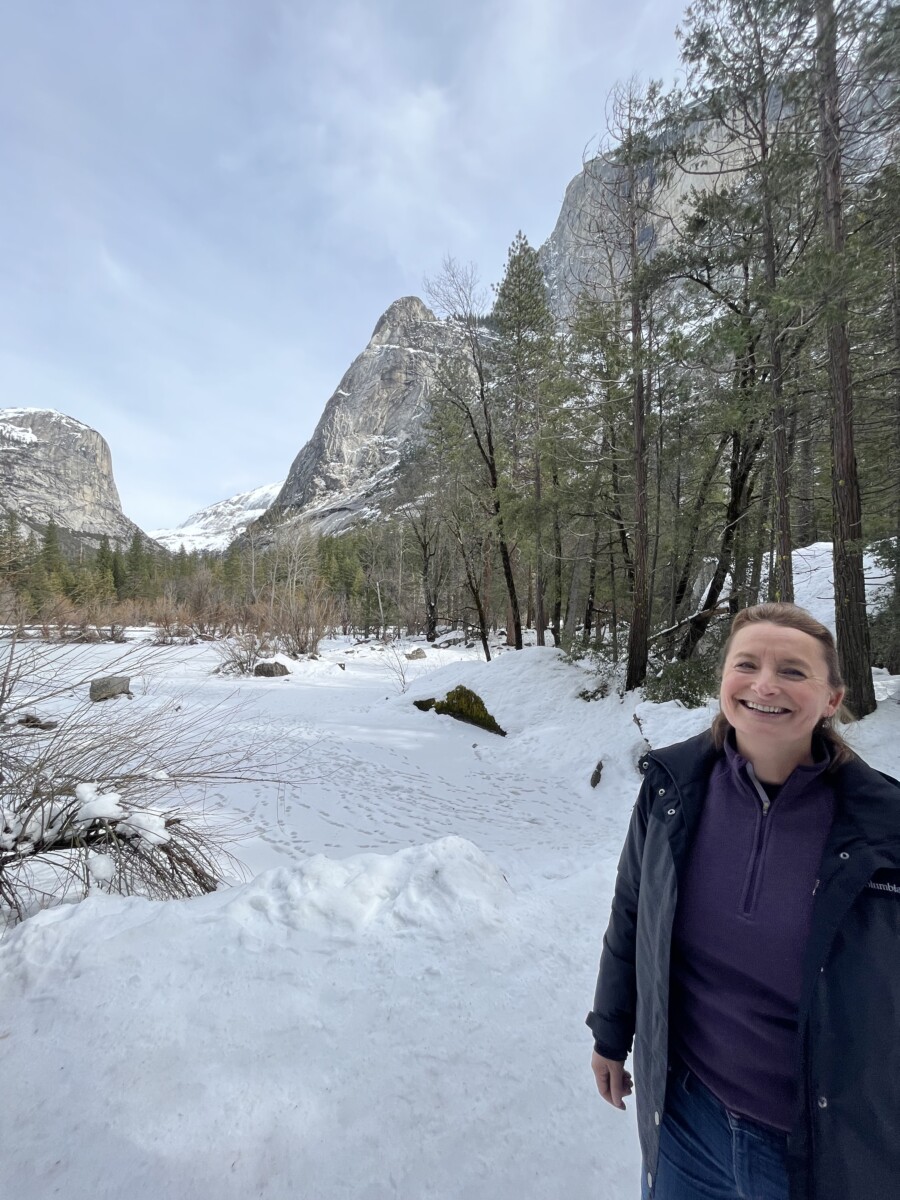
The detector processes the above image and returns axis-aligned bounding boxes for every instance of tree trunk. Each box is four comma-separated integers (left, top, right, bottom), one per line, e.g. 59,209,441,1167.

626,262,650,690
817,0,876,716
550,471,563,648
679,431,763,659
583,518,602,648
534,428,546,646
759,103,794,602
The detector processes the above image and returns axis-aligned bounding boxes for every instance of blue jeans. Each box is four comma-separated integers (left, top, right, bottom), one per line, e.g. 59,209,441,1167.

642,1063,790,1200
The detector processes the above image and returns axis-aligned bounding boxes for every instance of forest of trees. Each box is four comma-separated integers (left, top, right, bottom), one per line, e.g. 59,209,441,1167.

1,0,897,716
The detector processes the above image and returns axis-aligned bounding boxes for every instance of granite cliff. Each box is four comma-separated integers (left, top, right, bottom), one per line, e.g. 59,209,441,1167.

263,296,459,535
0,408,145,549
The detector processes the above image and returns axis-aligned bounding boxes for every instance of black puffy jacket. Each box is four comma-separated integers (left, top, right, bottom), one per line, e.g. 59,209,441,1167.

587,730,900,1200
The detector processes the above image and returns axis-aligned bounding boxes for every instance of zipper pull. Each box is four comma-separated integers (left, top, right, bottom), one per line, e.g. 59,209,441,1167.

812,878,820,896
762,797,771,816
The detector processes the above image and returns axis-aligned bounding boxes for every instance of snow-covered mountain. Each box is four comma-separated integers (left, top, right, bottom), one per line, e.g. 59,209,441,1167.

0,407,147,548
149,481,284,553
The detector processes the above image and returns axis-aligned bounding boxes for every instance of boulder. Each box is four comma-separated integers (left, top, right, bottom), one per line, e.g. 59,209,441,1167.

254,661,290,677
89,675,133,702
405,648,427,660
433,686,506,736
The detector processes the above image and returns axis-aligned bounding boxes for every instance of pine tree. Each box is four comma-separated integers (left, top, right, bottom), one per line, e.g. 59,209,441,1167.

491,232,559,645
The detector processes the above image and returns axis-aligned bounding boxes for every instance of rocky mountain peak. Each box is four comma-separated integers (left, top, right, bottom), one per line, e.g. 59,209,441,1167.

370,296,436,345
259,296,457,536
150,481,284,553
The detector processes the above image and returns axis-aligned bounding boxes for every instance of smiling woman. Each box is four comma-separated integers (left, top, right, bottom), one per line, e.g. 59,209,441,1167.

587,603,900,1200
714,609,850,783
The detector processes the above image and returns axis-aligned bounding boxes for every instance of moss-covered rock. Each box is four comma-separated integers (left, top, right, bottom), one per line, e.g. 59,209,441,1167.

432,686,506,736
413,698,436,712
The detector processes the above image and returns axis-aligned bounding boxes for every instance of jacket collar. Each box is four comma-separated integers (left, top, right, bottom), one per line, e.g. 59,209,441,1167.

647,728,900,862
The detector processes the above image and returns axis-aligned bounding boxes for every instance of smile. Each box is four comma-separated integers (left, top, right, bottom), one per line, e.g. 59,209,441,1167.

740,700,790,715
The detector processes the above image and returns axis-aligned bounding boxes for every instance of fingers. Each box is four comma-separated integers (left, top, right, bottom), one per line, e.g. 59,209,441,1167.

591,1052,633,1110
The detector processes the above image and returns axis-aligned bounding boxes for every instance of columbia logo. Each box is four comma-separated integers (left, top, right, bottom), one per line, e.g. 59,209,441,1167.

867,880,900,895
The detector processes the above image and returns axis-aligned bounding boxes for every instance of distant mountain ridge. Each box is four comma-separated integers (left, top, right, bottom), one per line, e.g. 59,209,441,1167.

150,481,284,553
9,135,709,550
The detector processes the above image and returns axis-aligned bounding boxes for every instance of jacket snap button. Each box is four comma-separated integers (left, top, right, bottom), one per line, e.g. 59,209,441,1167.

839,852,850,860
658,788,666,796
667,808,676,816
818,1096,828,1109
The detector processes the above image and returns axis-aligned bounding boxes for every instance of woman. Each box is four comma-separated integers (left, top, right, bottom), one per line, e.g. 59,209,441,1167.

587,603,900,1200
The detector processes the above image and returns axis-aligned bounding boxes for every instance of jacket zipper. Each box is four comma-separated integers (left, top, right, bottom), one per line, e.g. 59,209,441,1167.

740,766,772,916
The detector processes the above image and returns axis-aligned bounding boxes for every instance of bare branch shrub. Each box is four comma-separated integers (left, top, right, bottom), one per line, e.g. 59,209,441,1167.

0,638,288,927
214,621,273,675
152,596,192,645
271,580,334,657
381,640,411,694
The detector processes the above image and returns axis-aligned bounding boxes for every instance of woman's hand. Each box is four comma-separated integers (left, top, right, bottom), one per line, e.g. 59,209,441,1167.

591,1051,633,1110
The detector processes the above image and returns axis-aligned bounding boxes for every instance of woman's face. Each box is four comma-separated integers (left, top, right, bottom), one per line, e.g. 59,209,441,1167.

719,623,844,767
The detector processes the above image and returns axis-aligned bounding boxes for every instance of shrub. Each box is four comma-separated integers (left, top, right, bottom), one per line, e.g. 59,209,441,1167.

643,656,718,708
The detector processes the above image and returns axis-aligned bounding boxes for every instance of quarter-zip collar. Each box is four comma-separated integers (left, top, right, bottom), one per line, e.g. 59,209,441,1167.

723,729,832,814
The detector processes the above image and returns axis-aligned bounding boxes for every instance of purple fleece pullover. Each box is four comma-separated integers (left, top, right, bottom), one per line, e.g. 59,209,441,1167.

668,736,834,1131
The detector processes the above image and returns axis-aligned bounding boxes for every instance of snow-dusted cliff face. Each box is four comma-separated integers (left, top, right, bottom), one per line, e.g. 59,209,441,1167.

150,481,283,553
538,127,728,321
0,408,144,547
265,295,459,535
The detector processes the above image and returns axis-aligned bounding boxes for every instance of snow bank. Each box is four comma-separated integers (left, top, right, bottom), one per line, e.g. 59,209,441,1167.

224,836,512,936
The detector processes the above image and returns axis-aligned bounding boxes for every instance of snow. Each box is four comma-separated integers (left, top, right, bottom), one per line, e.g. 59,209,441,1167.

87,853,116,883
789,542,892,630
0,419,38,447
115,809,171,845
149,481,284,553
75,791,126,823
0,584,898,1198
0,406,90,437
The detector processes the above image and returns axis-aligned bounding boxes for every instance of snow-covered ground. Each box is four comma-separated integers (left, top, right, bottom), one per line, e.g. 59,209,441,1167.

1,613,898,1198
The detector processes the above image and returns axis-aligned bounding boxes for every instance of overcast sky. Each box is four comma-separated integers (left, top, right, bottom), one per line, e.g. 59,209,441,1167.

0,0,684,531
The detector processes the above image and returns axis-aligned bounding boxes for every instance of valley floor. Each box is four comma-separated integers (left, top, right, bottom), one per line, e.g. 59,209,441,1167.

1,627,897,1199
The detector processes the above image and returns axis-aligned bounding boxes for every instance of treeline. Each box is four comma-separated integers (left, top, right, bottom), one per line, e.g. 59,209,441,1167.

384,0,900,713
0,510,513,653
0,512,411,646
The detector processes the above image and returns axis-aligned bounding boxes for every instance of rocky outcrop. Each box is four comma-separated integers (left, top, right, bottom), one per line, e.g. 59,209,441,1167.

0,408,145,548
150,480,284,553
264,297,459,535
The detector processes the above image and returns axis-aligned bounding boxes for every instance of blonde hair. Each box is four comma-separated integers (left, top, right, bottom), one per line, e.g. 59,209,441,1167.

711,602,856,768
